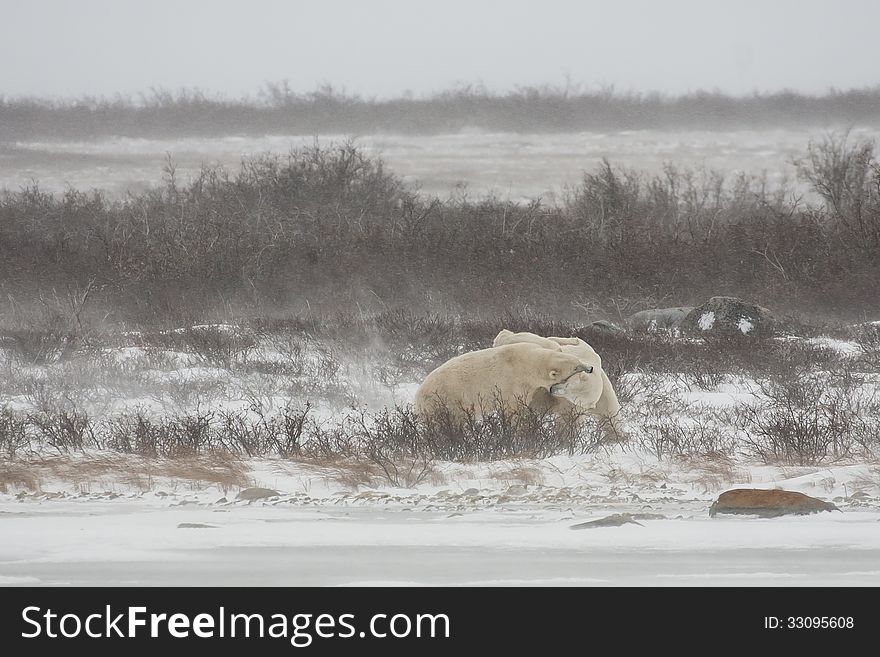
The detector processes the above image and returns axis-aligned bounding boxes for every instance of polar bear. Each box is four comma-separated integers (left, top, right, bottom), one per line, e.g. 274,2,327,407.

414,342,594,419
492,329,624,438
489,330,581,351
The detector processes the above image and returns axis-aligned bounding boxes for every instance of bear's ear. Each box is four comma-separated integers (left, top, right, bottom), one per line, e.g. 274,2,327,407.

549,369,559,379
493,329,512,347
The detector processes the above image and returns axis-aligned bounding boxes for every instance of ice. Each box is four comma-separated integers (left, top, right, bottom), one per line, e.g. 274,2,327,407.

5,127,880,200
1,492,878,586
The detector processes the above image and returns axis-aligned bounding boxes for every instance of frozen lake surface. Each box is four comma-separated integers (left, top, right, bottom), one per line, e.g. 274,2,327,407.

4,127,879,200
2,496,878,586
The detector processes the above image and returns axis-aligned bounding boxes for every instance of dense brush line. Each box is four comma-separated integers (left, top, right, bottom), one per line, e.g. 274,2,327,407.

0,402,605,463
2,371,878,466
3,85,880,139
0,138,878,326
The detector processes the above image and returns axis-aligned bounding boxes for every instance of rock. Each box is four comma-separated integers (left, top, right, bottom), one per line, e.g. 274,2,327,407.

177,523,217,529
631,512,666,520
681,296,777,338
505,484,528,497
462,488,480,497
355,491,389,500
237,487,280,501
628,307,694,332
585,320,625,335
570,513,644,529
709,489,840,518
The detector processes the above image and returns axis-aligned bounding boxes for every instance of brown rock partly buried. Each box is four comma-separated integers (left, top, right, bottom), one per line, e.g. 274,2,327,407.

709,489,840,518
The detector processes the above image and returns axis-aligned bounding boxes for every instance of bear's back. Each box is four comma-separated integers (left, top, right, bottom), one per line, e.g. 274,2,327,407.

415,343,558,414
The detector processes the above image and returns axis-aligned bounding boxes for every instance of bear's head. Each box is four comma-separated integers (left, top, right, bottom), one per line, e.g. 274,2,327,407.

547,361,603,409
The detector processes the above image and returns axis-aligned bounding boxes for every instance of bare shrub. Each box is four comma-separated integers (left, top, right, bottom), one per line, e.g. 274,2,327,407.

677,361,727,391
104,411,216,457
795,132,880,250
736,373,878,465
267,404,312,457
419,398,607,461
853,323,880,366
138,326,255,368
613,370,669,409
104,413,161,455
2,282,100,365
215,411,272,457
631,388,737,460
0,407,30,458
4,330,80,366
28,408,94,452
365,449,434,489
152,378,224,414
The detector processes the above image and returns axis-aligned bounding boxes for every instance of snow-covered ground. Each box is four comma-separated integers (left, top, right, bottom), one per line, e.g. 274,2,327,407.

2,450,878,586
2,324,879,586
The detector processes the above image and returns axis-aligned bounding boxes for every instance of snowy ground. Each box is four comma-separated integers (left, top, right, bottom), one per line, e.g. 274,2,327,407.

4,126,879,200
2,451,878,586
2,324,879,586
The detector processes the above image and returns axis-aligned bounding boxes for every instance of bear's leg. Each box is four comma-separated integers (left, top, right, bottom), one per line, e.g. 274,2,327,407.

527,386,556,413
591,370,626,440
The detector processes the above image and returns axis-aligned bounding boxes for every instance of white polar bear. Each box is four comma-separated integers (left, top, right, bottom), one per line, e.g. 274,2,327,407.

492,329,624,438
414,342,594,419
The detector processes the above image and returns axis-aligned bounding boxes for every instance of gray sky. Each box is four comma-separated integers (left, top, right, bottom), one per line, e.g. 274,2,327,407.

2,0,878,99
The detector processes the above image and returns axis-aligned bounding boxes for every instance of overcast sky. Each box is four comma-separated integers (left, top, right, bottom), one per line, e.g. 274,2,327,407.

2,0,878,99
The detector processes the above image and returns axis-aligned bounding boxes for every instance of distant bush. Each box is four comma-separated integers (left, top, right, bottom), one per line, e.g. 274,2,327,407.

0,407,30,458
3,84,880,140
795,132,880,251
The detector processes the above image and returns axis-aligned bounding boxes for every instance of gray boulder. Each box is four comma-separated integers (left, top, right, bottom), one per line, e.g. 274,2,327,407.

585,320,625,335
628,307,694,332
680,296,776,337
237,487,280,501
570,513,644,529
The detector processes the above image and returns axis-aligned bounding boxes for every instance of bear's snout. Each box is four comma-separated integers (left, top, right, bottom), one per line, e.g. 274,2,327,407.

549,368,590,396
